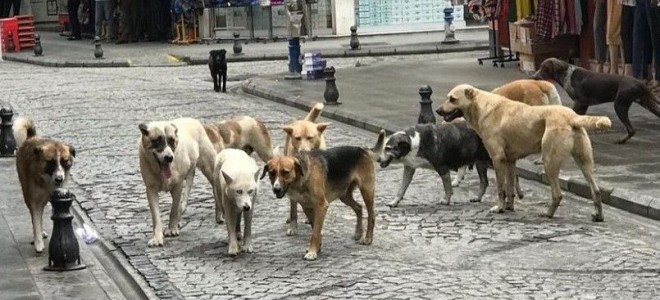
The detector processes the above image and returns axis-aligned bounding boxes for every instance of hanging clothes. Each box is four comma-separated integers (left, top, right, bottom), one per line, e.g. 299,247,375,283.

516,0,533,20
535,0,555,38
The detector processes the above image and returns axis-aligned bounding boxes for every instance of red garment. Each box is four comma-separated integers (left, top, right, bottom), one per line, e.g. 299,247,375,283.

535,0,555,38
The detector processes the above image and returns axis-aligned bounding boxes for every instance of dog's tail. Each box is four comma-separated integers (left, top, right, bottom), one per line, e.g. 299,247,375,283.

304,102,324,122
12,117,37,148
571,115,612,130
364,129,386,161
538,80,562,105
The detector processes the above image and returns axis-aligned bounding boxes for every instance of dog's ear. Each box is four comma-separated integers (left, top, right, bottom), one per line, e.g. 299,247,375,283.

294,158,304,178
316,122,330,133
221,170,233,185
464,87,476,100
282,126,294,137
138,123,149,136
67,144,76,158
373,130,386,151
260,164,269,180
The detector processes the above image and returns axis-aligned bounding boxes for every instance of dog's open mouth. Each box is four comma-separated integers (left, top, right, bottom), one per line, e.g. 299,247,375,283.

160,162,172,179
379,155,394,168
273,187,288,199
439,108,464,123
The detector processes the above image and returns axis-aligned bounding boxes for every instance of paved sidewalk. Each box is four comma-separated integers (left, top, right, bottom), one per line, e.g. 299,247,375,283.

1,29,489,67
242,51,660,221
0,159,147,300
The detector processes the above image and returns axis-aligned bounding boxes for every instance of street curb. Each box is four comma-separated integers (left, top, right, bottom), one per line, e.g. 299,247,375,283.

1,54,131,67
174,40,490,65
241,79,660,222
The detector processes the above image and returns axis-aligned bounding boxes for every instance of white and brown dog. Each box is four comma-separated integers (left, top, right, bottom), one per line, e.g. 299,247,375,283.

14,117,76,254
138,118,216,247
203,116,275,162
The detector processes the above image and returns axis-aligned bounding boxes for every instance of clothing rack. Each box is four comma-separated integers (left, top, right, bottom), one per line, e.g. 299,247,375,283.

476,0,518,67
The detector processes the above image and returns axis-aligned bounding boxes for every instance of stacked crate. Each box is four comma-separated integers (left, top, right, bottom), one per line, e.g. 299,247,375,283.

302,52,326,80
16,15,35,50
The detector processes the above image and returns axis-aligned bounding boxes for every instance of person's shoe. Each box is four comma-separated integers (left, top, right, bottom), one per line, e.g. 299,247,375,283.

115,39,128,44
67,36,82,40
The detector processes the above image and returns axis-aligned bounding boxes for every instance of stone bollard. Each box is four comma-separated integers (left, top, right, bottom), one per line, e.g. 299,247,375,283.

441,1,459,45
349,25,360,50
0,105,16,157
323,66,341,105
34,34,43,56
417,85,436,124
7,32,15,52
44,189,87,272
233,33,243,55
94,36,103,59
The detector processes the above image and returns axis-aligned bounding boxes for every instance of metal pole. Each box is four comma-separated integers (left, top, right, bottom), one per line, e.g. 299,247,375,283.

306,2,313,39
268,6,273,40
249,5,255,40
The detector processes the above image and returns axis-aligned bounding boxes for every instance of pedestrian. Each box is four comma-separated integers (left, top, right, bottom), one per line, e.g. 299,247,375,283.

67,0,83,40
96,0,115,41
116,0,140,43
1,0,21,17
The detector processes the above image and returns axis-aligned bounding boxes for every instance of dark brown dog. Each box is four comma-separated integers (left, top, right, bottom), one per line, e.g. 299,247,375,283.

209,49,227,93
532,57,660,144
262,146,376,260
13,117,75,254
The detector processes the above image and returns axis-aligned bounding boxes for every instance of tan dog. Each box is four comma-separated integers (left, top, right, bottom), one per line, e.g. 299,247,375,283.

491,79,562,106
13,117,76,254
437,84,611,221
203,116,274,162
282,102,330,235
262,146,376,260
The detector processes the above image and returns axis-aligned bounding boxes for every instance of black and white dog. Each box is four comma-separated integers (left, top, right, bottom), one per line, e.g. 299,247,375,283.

372,122,491,207
208,49,227,93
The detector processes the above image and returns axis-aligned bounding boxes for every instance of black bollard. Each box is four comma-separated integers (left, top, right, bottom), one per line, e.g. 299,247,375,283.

43,189,87,272
417,85,436,124
233,33,243,55
0,105,16,157
349,25,360,50
94,36,103,59
34,34,43,56
323,66,341,105
7,32,15,52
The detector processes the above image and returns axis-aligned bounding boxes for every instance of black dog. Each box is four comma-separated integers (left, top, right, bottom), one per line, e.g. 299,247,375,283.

532,57,660,144
208,49,227,93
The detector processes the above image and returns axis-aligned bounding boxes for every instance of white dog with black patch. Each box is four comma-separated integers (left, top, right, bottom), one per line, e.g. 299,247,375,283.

213,148,260,256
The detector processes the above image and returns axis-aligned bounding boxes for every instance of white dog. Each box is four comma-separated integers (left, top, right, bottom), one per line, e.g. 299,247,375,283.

213,148,260,256
138,118,216,247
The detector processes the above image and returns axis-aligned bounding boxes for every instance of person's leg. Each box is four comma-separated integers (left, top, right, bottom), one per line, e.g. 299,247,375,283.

10,0,19,16
647,4,660,84
632,0,651,79
606,0,622,74
621,5,635,76
68,0,82,39
593,0,608,72
104,1,114,40
95,1,104,38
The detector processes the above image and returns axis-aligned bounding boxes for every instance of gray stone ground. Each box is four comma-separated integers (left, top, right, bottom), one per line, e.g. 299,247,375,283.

2,56,660,300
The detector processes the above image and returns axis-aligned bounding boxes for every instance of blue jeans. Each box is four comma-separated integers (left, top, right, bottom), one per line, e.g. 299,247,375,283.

632,0,660,80
593,0,607,64
95,0,114,39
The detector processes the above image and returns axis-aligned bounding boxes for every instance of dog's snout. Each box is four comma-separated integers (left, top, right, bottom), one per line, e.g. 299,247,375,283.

272,187,282,194
163,155,174,163
54,176,64,185
243,205,251,212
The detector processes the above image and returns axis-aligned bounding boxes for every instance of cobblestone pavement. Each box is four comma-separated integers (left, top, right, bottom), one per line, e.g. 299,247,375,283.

3,55,660,300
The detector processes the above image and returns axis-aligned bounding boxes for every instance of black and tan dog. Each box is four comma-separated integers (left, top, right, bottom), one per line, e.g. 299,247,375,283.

262,146,376,260
532,57,660,144
13,117,76,254
209,49,227,93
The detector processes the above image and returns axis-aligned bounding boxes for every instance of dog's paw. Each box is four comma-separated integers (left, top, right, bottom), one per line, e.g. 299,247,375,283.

505,205,515,211
215,214,224,224
148,234,164,247
228,245,240,256
163,228,180,237
34,240,45,254
490,205,504,213
591,213,604,222
439,199,451,205
42,231,49,239
286,228,297,236
539,212,554,219
304,251,318,260
242,244,254,253
387,198,402,208
469,197,482,203
451,180,460,187
533,159,544,165
214,88,220,92
359,236,372,245
237,231,243,241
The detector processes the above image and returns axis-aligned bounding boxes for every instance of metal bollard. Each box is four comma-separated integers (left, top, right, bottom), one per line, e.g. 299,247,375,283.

94,36,103,59
417,85,436,124
323,66,341,105
285,37,302,80
232,33,243,55
0,105,16,157
441,1,459,45
44,189,87,272
7,32,15,52
349,25,360,50
34,34,43,56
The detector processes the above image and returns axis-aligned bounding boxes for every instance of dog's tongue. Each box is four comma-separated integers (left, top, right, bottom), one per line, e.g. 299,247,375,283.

160,163,172,179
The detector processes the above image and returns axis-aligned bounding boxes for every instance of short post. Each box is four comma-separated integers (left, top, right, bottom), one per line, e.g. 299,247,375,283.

349,25,360,50
232,32,243,55
94,36,103,59
44,189,87,272
323,66,341,105
285,0,304,80
441,1,459,45
34,34,43,56
0,104,16,157
417,85,436,124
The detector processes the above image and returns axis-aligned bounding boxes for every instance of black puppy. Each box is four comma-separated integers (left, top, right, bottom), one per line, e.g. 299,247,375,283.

532,57,660,144
208,49,227,93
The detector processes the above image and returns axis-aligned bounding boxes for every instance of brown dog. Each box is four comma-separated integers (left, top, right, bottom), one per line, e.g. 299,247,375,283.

492,79,562,106
203,116,274,162
438,84,611,221
13,117,76,254
262,146,376,260
282,102,330,235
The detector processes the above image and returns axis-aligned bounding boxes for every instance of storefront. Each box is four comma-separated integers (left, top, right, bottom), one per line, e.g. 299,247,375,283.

355,0,467,34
